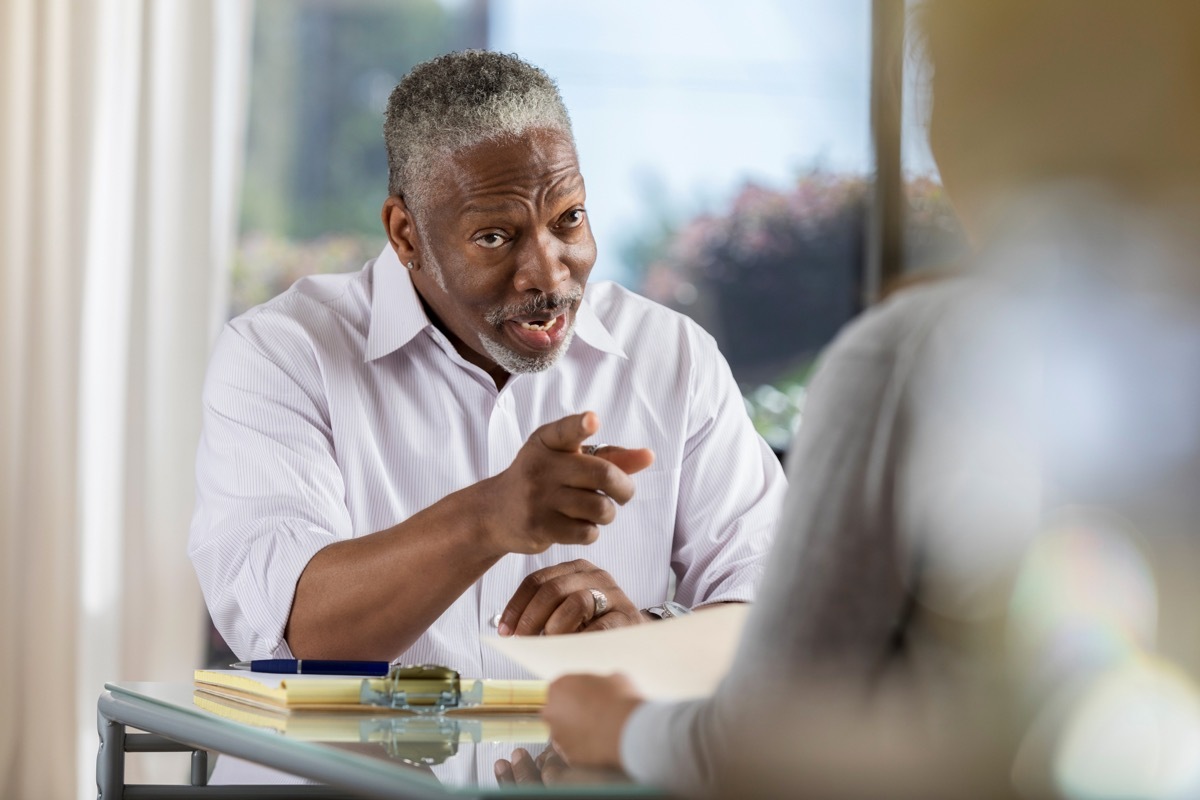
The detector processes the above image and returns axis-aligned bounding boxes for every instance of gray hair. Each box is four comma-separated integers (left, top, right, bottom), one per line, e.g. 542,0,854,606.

383,50,575,211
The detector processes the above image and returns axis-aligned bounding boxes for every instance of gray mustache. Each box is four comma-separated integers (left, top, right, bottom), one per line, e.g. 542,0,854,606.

485,289,582,325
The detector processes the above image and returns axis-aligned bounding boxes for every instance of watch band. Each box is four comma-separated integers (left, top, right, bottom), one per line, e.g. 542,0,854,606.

643,601,692,620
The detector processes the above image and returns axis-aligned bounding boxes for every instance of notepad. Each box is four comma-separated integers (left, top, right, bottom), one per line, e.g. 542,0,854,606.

193,691,548,742
193,669,547,713
194,669,367,711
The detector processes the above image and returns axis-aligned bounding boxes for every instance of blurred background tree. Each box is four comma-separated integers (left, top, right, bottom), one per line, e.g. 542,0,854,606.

233,0,487,314
633,172,965,449
638,172,867,386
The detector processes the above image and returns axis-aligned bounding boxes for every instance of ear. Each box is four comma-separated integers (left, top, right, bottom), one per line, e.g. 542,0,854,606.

381,195,420,265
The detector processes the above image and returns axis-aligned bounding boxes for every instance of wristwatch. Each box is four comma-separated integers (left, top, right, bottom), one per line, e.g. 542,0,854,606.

643,601,692,620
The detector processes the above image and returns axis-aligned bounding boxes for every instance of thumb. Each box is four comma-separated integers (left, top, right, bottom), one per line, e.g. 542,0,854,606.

535,411,600,453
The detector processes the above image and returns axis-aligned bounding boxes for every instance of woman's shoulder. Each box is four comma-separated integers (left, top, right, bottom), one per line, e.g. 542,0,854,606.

825,273,979,366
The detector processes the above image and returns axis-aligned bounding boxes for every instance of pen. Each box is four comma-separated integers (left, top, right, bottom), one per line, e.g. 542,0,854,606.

230,659,391,676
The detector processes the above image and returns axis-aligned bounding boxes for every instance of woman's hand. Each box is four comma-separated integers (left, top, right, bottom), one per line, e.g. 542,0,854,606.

542,673,644,767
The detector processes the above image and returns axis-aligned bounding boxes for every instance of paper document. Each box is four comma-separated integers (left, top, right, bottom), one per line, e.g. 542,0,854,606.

486,603,749,700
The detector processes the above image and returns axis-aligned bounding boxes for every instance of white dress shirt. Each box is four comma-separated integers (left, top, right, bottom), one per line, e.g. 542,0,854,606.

189,244,785,678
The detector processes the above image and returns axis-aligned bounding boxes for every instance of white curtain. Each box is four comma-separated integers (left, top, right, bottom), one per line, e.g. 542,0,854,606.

0,1,252,797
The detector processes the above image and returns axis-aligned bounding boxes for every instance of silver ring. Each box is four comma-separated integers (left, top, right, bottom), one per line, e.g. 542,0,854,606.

583,443,606,456
589,588,610,616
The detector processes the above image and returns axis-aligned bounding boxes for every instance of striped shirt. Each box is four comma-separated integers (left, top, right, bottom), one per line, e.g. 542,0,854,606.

188,244,786,678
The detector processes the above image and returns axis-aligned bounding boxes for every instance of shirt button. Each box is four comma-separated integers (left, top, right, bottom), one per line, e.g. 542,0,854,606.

489,613,502,628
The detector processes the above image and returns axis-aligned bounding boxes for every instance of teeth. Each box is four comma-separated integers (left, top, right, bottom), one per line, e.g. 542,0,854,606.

519,316,558,332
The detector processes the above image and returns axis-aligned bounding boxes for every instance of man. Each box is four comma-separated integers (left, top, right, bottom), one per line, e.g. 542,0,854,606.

189,50,785,679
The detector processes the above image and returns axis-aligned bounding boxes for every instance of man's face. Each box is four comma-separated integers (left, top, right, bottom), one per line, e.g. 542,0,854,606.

404,128,597,382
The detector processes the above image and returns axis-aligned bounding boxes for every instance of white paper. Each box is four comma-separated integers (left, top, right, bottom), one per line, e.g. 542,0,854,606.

485,604,750,700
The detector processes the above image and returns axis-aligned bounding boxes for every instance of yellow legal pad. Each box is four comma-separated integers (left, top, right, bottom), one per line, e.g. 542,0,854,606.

192,691,548,741
193,669,547,714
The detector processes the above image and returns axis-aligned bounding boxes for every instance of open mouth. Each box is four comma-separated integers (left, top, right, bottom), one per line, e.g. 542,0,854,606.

518,317,560,333
505,310,569,351
484,289,582,360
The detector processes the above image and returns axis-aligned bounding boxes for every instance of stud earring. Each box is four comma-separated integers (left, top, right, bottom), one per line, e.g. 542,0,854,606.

404,261,417,271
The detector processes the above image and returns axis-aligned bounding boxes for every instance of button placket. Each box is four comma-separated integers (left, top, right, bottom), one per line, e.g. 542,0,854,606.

479,391,527,674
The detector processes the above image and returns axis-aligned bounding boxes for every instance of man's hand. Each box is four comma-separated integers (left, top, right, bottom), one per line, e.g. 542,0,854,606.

543,674,644,768
494,746,561,787
498,559,647,636
477,411,654,556
494,744,628,787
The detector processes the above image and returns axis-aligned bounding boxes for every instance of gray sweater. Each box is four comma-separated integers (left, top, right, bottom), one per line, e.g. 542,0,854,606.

621,207,1200,797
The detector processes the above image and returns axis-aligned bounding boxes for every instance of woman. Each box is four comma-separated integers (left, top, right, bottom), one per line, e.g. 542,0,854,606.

542,2,1200,797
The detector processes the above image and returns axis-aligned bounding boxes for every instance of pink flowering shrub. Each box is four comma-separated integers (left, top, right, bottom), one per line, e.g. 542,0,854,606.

639,172,963,386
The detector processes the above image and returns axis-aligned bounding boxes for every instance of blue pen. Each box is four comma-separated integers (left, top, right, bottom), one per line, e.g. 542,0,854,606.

230,659,391,676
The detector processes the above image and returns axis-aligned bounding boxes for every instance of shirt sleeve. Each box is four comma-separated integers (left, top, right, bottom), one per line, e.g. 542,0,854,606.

669,324,788,607
620,698,713,795
188,315,353,659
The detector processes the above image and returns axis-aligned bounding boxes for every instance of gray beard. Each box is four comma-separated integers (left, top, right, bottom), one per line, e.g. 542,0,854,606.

479,321,577,374
418,242,581,374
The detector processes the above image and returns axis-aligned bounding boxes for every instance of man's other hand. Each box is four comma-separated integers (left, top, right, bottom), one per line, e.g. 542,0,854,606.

498,559,647,637
479,410,654,555
494,744,628,787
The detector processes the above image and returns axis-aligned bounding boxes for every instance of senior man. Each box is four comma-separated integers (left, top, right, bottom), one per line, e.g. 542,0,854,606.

189,50,785,678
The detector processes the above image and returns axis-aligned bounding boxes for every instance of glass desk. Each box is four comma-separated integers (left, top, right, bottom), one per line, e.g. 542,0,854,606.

98,682,663,800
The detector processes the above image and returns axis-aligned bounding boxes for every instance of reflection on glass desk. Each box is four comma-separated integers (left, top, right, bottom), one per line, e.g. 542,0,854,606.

98,681,661,799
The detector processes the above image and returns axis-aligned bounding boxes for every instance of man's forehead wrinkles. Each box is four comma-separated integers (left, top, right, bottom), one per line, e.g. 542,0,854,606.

456,162,581,195
457,169,584,216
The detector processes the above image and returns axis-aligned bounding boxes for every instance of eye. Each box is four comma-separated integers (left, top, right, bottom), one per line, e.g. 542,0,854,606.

473,232,509,249
557,208,586,229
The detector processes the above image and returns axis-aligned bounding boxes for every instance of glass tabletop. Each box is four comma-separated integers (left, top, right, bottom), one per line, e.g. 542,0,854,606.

106,681,660,798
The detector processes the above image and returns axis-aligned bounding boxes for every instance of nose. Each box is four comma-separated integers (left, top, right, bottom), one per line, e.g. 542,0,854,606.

512,229,571,294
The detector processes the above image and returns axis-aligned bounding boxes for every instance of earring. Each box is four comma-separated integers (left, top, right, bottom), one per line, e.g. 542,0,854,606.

404,261,417,271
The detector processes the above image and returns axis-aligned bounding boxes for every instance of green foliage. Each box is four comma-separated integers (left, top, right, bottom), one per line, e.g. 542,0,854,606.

743,362,814,452
239,0,484,240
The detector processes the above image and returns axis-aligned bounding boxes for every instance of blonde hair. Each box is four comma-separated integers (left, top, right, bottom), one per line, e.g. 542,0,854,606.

916,0,1200,200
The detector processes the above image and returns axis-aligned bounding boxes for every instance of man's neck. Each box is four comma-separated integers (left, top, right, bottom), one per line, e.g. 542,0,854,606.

415,294,511,389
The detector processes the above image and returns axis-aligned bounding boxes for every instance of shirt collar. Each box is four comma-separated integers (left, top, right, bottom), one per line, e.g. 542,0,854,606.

572,286,627,360
364,243,627,362
365,244,429,362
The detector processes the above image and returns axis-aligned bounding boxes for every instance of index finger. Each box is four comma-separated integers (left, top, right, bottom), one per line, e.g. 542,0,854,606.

535,411,600,453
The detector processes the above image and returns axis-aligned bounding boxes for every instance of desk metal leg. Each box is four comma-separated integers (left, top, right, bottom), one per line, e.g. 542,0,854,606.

98,695,363,798
192,749,209,786
98,705,127,799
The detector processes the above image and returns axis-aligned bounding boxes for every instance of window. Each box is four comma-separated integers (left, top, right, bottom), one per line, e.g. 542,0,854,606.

899,0,969,277
234,0,487,315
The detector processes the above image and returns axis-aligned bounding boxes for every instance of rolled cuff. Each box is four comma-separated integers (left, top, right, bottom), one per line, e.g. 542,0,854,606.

194,518,337,659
